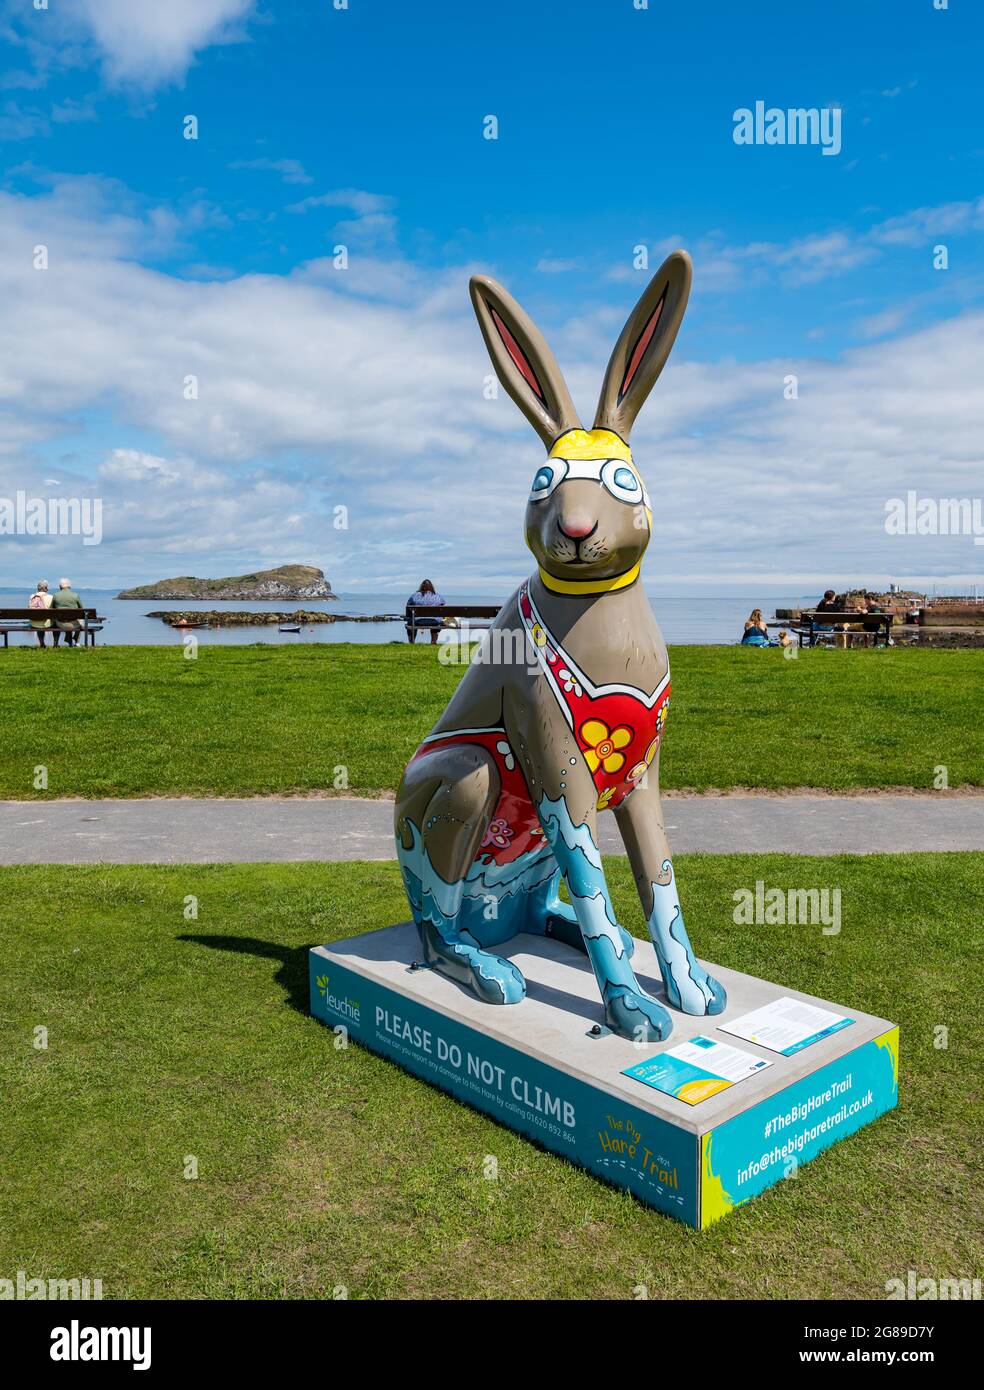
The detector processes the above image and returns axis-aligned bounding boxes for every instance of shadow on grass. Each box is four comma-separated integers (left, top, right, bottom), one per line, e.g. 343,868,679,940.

180,927,665,1034
179,934,315,1016
176,928,725,1228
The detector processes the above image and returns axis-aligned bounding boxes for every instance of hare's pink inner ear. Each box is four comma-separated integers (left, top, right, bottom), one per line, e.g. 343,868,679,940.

618,287,666,403
490,307,546,404
469,273,581,450
594,250,692,441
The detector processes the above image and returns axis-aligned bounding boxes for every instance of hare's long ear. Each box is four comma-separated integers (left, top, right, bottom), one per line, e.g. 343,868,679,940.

593,250,692,442
470,274,581,450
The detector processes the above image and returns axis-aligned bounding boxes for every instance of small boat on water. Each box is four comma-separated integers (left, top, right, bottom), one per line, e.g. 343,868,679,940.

279,625,301,633
170,619,207,629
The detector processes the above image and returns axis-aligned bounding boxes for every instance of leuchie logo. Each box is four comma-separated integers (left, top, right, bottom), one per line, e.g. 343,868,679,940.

316,973,360,1023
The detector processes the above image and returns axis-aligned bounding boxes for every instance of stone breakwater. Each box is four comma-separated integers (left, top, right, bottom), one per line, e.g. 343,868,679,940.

148,609,403,627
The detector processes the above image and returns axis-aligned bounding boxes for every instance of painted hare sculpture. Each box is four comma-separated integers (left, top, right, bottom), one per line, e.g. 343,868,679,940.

395,251,726,1041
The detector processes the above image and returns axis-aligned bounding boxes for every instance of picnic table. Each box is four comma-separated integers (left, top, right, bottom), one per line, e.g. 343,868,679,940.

784,610,893,649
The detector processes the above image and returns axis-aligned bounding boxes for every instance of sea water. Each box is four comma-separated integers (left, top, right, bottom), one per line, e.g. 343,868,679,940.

0,589,820,647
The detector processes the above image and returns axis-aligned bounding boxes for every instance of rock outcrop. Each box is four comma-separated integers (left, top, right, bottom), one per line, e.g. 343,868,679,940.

118,565,336,601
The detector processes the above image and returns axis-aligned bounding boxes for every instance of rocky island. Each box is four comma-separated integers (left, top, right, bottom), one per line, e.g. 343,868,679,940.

118,564,336,601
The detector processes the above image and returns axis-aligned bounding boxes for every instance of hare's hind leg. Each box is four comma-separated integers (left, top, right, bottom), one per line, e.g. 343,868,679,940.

395,746,527,1006
528,869,635,960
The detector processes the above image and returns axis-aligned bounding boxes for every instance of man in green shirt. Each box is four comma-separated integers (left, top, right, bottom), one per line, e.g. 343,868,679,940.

50,577,83,647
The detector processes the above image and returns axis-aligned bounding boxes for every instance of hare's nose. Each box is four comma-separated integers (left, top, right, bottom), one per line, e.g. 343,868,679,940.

558,512,597,539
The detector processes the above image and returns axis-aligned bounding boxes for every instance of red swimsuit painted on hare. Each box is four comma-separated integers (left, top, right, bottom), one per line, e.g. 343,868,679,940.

411,580,670,868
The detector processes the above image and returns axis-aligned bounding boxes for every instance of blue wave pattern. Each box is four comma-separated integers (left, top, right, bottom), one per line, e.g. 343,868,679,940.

397,820,557,1004
396,801,717,1038
536,795,672,1041
647,860,727,1015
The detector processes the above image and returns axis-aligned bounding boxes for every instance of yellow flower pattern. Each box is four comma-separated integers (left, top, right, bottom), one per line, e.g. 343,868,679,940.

580,718,633,775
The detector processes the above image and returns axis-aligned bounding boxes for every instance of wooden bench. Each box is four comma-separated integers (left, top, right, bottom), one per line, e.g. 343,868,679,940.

793,611,893,649
405,603,500,641
0,607,105,649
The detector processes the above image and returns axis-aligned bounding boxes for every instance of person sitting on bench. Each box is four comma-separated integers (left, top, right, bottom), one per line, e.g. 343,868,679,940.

405,579,445,644
28,579,53,648
50,577,84,647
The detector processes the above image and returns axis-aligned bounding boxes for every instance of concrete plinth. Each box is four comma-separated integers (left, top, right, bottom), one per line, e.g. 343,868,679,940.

310,925,898,1228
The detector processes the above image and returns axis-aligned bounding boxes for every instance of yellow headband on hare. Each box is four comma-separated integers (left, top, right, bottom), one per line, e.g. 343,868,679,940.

548,428,632,462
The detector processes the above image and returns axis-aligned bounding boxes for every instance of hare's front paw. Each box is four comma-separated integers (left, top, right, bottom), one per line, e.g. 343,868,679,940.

468,952,527,1006
603,984,673,1042
666,963,727,1016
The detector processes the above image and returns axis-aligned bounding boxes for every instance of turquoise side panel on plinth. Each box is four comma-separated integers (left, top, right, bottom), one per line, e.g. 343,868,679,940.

700,1027,899,1227
310,950,700,1226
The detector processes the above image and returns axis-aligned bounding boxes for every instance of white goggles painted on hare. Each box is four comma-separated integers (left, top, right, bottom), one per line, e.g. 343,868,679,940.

529,457,649,508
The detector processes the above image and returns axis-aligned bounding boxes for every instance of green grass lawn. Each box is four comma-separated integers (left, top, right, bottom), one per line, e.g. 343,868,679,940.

1,855,979,1300
1,642,982,797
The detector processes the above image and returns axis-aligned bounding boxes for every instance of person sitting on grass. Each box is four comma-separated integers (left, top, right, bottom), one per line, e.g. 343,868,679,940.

28,578,53,648
405,578,445,644
50,577,84,647
740,608,770,646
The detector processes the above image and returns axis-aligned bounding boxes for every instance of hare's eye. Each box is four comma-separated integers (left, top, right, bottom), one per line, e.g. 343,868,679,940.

601,458,643,504
530,459,567,500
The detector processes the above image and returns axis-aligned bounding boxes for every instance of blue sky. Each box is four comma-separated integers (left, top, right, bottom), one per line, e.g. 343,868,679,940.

1,0,982,593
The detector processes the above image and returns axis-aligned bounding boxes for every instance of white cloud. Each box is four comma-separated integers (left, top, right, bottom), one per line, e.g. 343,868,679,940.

0,100,50,140
870,197,984,248
99,449,182,485
61,0,256,85
536,258,581,274
771,231,878,284
604,196,984,294
855,306,910,339
287,190,396,217
1,178,983,591
285,190,400,249
230,157,312,186
51,95,99,124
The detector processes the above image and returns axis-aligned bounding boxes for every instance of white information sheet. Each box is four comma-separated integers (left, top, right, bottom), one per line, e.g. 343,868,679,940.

719,996,853,1057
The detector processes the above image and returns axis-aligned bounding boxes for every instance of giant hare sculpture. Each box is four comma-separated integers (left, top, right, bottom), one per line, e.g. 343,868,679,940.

395,252,725,1041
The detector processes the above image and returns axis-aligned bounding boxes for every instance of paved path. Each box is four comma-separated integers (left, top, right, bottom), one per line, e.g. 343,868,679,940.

2,794,982,863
